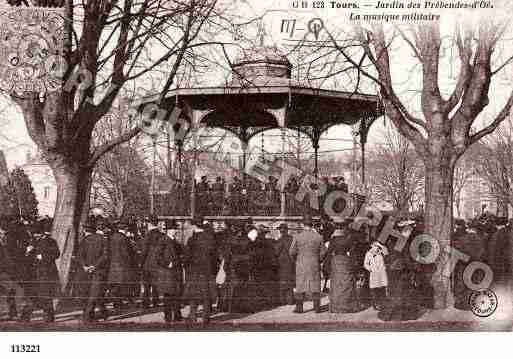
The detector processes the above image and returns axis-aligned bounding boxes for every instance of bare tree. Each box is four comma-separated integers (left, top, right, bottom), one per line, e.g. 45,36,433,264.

91,97,150,218
453,149,478,219
367,125,424,215
475,119,513,217
295,18,513,307
6,0,233,289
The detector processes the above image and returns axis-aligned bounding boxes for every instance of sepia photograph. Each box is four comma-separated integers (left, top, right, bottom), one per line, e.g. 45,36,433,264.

0,0,512,354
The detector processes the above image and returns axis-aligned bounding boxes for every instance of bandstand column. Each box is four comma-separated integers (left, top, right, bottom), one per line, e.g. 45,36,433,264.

191,173,196,218
241,141,249,188
361,140,366,189
358,116,378,192
313,141,320,179
280,185,286,217
150,136,157,215
280,129,286,218
175,139,183,180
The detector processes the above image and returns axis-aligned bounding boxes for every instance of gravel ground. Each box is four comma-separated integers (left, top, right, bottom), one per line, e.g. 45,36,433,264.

1,294,511,332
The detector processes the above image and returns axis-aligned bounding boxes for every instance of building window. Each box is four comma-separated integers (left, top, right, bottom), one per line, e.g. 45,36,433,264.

44,186,51,199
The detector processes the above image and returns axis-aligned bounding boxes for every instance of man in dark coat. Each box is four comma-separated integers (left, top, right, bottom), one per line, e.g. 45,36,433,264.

156,220,183,322
248,225,279,310
275,223,295,305
141,215,163,308
20,220,60,322
4,218,33,287
488,218,512,290
223,223,251,313
124,222,141,303
107,221,134,311
0,220,25,320
320,215,335,293
78,221,110,322
182,218,218,324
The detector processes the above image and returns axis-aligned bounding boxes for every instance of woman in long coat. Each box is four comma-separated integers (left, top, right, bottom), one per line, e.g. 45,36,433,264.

274,223,295,305
325,227,358,313
142,224,164,307
182,222,218,323
248,227,279,310
224,226,251,313
156,231,183,322
377,242,423,322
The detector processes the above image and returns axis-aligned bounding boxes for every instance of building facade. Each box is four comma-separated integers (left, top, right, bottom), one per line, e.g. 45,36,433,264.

20,151,57,217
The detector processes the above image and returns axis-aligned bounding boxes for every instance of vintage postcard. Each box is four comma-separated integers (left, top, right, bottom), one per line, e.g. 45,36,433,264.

0,0,512,351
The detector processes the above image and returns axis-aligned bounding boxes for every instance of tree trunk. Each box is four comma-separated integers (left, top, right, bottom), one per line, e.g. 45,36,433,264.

51,160,92,291
424,155,456,309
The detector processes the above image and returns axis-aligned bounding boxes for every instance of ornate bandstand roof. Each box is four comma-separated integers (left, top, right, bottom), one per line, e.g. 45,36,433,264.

138,46,382,145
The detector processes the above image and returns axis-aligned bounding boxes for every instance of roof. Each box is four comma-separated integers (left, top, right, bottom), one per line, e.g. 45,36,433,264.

232,46,292,68
136,46,381,135
140,85,379,105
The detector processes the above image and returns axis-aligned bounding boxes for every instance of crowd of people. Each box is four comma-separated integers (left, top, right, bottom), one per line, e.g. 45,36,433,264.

0,211,511,324
157,174,349,217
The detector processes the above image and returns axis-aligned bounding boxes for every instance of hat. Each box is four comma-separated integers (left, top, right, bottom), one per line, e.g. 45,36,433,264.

95,217,108,230
258,224,270,233
148,214,159,226
191,216,204,227
332,228,345,237
454,219,466,227
116,219,131,231
165,219,178,230
277,222,289,230
41,218,52,234
84,218,97,232
30,221,44,234
494,217,508,226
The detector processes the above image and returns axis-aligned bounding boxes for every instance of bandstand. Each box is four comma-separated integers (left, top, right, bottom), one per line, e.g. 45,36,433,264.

137,46,382,221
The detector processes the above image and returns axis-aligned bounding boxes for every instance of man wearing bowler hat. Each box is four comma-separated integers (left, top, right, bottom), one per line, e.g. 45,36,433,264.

182,217,218,324
155,219,183,322
78,219,110,322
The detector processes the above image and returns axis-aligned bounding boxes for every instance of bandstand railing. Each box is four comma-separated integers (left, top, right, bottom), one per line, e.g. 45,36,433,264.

154,189,366,219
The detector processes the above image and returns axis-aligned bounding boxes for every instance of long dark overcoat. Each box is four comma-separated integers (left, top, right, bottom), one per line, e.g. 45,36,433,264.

275,233,295,290
142,228,164,276
24,235,61,299
76,233,110,298
107,231,133,285
488,227,513,288
182,229,217,302
155,237,183,296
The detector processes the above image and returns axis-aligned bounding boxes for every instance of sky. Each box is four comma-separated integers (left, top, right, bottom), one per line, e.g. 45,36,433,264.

1,0,513,170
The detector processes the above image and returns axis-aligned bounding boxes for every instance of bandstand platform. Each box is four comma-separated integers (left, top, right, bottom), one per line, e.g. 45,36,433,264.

136,46,382,221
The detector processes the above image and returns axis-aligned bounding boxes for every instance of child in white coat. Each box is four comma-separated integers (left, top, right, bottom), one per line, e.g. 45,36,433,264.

364,241,389,310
